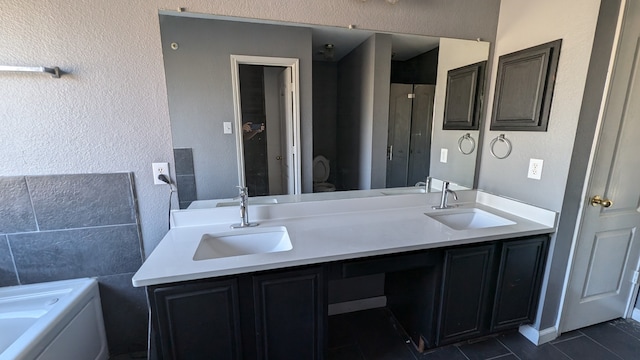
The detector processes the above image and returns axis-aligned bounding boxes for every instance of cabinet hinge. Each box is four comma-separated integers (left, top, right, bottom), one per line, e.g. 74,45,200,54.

632,270,639,285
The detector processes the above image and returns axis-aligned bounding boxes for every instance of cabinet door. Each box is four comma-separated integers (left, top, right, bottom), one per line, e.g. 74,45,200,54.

490,40,561,131
442,61,486,130
153,279,242,360
253,267,326,360
490,236,548,331
437,244,495,345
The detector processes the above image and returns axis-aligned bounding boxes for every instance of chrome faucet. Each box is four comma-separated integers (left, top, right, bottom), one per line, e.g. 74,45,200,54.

415,176,432,193
433,181,458,209
231,186,259,228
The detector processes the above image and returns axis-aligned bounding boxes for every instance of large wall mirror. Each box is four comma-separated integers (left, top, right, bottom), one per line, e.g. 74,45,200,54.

159,12,490,208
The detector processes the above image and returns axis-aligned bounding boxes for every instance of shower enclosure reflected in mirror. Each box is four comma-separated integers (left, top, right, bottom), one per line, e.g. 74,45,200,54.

159,13,490,208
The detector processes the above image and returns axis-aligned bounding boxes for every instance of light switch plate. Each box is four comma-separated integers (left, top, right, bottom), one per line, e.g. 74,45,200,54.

528,158,543,180
440,148,448,163
223,122,232,134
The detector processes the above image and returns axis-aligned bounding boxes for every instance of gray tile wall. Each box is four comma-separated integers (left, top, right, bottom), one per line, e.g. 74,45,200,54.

174,148,197,209
0,173,147,356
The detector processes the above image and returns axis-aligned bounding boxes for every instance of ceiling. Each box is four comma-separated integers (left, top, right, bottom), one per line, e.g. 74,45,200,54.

309,25,440,62
162,10,441,63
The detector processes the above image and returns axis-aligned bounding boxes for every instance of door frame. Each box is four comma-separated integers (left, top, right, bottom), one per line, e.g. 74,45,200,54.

557,0,639,333
230,55,302,195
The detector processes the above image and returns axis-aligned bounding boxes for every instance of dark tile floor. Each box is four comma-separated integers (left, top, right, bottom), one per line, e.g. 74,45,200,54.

329,308,640,360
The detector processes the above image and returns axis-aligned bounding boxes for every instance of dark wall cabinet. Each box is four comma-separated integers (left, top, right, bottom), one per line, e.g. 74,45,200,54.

150,266,325,360
442,61,486,130
490,40,562,131
437,235,548,346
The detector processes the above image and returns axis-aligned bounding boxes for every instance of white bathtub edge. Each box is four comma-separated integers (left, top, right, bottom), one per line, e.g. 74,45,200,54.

0,278,109,360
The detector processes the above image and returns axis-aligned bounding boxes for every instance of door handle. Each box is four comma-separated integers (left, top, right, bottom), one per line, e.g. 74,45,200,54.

276,156,282,160
590,195,613,208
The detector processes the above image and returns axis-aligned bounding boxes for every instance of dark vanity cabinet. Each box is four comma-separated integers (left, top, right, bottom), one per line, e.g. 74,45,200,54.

148,235,548,358
437,243,496,345
252,267,325,359
149,266,326,360
152,278,243,360
490,236,548,332
436,235,548,346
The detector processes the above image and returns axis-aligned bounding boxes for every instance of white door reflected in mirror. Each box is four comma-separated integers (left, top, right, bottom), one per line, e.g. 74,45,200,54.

231,55,301,197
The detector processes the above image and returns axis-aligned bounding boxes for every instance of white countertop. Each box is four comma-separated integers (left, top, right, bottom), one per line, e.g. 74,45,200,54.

132,191,557,287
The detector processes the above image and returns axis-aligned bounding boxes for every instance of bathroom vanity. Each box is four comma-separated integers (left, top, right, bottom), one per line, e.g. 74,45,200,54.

133,190,556,359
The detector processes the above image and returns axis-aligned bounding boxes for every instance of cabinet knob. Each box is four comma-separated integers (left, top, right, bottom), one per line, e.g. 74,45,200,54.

590,195,613,208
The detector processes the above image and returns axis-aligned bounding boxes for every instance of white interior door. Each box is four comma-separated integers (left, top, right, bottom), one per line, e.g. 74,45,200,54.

230,55,301,195
278,67,294,194
264,67,283,195
561,0,640,332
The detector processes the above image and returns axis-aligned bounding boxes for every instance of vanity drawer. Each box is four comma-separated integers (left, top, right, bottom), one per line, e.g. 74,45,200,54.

341,250,441,278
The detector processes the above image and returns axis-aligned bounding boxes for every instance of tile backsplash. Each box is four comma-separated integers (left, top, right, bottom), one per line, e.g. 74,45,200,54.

0,173,147,356
0,176,37,234
174,147,197,209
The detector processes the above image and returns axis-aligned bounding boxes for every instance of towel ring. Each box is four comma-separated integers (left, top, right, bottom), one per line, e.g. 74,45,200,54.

489,134,512,159
457,133,476,155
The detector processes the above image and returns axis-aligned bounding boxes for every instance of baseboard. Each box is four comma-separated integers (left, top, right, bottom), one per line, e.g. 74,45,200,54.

328,296,387,316
519,325,558,345
632,308,640,322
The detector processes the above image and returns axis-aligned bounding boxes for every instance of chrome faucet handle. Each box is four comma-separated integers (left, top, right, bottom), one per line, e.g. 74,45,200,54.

433,181,458,209
236,186,248,201
231,186,258,229
233,185,244,197
415,177,432,192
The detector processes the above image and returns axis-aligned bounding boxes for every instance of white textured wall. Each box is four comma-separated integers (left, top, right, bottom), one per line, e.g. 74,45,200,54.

0,1,173,256
0,0,500,254
478,0,601,212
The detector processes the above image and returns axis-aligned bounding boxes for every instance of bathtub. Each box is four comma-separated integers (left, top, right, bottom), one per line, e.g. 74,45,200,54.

0,278,108,360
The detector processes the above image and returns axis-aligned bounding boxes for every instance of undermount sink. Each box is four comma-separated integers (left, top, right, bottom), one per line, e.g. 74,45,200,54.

426,208,515,230
193,226,292,260
215,198,278,207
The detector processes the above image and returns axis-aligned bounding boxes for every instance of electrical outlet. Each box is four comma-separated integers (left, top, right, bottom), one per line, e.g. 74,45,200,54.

152,162,170,185
528,159,543,180
440,148,448,163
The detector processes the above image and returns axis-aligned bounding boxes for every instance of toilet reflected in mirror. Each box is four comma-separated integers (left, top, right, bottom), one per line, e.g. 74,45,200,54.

313,155,335,192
